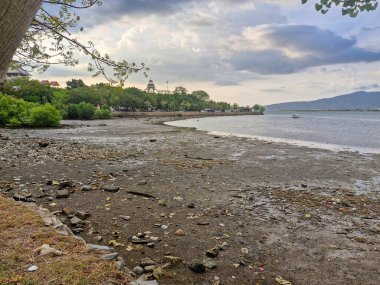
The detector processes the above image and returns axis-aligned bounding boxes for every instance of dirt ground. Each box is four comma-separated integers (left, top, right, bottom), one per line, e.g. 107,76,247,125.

1,117,379,285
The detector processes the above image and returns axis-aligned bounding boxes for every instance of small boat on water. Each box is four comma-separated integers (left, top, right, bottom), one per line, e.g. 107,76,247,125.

292,114,301,119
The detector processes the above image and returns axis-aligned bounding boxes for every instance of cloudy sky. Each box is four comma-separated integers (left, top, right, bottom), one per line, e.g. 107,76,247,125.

35,0,380,105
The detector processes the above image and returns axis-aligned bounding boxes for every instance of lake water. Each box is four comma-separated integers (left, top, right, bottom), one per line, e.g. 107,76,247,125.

165,111,380,153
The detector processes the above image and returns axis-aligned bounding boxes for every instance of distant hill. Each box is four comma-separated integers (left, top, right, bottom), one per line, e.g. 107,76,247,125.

266,91,380,111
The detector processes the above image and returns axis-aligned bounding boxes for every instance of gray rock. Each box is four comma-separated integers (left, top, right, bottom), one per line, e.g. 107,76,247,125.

203,258,217,269
56,189,69,199
137,180,147,185
70,216,85,227
101,252,119,261
81,185,92,192
86,244,114,252
102,185,120,193
72,228,84,234
188,202,195,208
133,266,144,275
59,180,73,188
95,235,103,242
13,194,27,202
140,257,156,267
130,280,158,285
206,247,219,258
189,259,206,273
116,260,125,270
76,211,91,220
34,190,46,199
143,265,156,273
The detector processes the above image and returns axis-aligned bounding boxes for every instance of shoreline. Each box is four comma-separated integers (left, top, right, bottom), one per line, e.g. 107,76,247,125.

112,111,262,118
1,117,379,285
165,114,380,155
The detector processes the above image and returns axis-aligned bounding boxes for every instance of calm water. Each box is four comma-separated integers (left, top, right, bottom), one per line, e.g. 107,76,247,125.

166,111,380,153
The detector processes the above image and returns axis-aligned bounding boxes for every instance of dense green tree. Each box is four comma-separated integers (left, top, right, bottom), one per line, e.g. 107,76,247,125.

77,102,95,119
253,104,261,112
3,77,53,104
302,0,378,17
68,86,101,105
191,90,210,101
66,79,85,89
174,86,188,95
30,104,62,127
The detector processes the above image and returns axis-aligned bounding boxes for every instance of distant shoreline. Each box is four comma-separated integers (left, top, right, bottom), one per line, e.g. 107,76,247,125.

112,111,263,118
267,109,380,112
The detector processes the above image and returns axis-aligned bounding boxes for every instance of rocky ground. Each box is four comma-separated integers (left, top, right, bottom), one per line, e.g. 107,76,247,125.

1,118,380,285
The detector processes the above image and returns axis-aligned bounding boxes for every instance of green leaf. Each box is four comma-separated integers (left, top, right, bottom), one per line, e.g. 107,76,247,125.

315,3,323,11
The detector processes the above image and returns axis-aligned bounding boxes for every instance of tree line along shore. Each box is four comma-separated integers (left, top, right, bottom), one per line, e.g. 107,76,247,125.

0,78,265,128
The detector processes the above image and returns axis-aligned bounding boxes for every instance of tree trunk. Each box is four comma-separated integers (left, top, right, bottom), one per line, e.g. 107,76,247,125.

0,0,43,88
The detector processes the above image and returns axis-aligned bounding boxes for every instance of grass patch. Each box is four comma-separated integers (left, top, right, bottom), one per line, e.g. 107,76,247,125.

0,196,131,285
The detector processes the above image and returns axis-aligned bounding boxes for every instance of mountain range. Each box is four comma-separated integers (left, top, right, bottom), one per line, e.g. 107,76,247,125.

265,91,380,111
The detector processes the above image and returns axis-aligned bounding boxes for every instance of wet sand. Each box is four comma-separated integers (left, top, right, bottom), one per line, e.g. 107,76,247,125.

1,117,379,285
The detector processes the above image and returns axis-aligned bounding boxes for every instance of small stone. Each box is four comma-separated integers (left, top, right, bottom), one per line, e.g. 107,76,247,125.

59,180,73,188
102,185,120,193
86,244,113,252
101,252,119,261
13,194,27,202
144,265,156,273
38,141,49,148
120,215,131,221
175,229,185,236
27,265,38,272
70,217,85,227
158,199,167,206
147,242,155,248
116,260,125,270
138,180,147,185
133,266,144,275
206,248,219,258
149,139,157,142
62,207,74,215
94,236,103,242
189,260,206,273
241,248,249,254
34,190,46,198
81,185,92,191
140,257,156,267
56,189,69,199
152,267,163,279
72,228,84,234
203,258,217,269
76,211,91,220
163,256,182,267
188,203,195,208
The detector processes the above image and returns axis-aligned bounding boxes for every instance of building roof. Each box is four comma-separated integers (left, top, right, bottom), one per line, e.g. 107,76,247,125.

6,67,31,77
50,81,60,87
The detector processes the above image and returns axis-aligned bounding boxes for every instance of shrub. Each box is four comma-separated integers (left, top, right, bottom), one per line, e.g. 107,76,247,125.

67,104,79,119
77,102,95,119
29,104,62,127
94,105,112,119
0,93,61,128
0,93,34,127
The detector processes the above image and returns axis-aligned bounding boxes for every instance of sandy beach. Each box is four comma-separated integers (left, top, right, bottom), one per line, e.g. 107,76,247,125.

1,117,379,285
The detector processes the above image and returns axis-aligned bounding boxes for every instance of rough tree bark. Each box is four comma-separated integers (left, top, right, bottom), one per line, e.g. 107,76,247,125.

0,0,43,88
